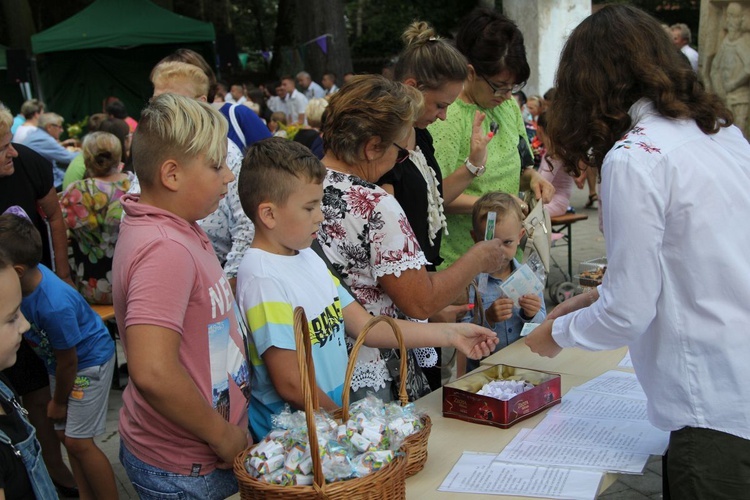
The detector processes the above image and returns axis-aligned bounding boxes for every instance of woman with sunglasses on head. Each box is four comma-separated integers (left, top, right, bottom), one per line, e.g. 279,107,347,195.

318,75,507,402
377,21,496,389
429,7,554,270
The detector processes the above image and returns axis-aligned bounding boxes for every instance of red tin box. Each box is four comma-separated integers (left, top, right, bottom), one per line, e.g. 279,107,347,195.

442,364,561,428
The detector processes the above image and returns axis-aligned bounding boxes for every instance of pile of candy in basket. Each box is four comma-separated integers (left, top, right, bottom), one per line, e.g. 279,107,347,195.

243,393,426,486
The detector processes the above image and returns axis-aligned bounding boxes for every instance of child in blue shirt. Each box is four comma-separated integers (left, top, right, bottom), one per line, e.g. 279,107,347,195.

0,213,117,499
459,192,546,374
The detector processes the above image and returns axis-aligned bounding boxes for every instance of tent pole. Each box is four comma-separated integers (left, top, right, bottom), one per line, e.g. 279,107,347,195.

30,57,44,103
213,40,222,81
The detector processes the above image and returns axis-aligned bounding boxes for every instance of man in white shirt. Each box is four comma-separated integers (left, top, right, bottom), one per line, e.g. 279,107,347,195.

296,71,325,100
322,72,339,95
281,76,308,125
670,23,699,72
225,83,247,104
266,81,286,115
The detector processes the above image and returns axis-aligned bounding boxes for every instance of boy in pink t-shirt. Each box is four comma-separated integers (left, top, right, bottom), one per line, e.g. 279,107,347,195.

112,94,250,499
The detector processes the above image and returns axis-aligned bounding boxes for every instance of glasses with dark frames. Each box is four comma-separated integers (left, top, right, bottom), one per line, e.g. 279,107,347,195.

480,74,526,96
393,142,410,164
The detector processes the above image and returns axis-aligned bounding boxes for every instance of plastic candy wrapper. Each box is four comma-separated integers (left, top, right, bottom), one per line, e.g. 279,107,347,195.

320,440,353,482
257,468,291,485
525,251,547,287
351,450,394,478
283,443,305,472
476,379,535,401
271,404,306,431
250,454,284,475
385,403,424,449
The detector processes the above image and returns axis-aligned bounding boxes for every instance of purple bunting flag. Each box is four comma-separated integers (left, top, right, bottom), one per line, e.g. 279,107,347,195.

316,35,328,55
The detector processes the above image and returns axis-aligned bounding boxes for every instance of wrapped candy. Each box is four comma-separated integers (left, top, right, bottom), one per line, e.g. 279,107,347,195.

321,441,353,482
476,379,534,401
253,439,285,460
349,432,371,453
258,468,293,485
361,426,385,447
284,444,305,472
351,450,394,477
298,455,313,476
335,424,351,445
293,474,314,485
250,454,284,475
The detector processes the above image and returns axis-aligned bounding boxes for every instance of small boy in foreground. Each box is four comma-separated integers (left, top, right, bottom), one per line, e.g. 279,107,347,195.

234,138,499,439
0,213,117,499
112,94,250,499
459,192,546,375
0,247,63,499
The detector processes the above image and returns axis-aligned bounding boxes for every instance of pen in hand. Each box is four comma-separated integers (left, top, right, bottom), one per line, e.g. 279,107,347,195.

488,121,499,138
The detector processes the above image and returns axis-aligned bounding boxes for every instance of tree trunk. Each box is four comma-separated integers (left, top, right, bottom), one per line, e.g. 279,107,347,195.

356,0,364,38
1,0,36,52
292,0,352,87
270,0,294,77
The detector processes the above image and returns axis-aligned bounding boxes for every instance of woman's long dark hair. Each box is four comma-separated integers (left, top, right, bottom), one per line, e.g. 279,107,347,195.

547,4,733,176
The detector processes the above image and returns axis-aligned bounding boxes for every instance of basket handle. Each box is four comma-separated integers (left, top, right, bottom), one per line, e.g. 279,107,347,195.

293,307,326,490
341,315,408,421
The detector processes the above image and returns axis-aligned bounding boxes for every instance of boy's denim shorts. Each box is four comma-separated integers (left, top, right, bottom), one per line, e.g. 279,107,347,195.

119,441,239,500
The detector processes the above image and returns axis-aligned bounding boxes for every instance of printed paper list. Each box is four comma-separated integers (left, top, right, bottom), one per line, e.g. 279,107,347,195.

439,452,602,500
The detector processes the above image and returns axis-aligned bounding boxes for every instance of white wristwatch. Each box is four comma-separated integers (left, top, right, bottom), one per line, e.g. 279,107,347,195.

464,157,486,177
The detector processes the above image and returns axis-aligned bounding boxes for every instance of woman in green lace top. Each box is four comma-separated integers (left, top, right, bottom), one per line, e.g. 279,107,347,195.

429,7,554,268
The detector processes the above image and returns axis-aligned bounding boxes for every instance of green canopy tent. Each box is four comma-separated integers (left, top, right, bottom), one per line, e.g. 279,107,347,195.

31,0,215,127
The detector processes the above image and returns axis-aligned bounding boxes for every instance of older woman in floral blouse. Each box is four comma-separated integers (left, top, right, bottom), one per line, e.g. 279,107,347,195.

317,75,507,402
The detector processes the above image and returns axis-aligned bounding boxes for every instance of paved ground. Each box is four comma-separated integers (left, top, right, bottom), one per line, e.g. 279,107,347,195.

61,186,663,499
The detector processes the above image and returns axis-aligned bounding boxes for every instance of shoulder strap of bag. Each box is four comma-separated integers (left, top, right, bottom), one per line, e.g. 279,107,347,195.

521,192,552,273
229,104,247,149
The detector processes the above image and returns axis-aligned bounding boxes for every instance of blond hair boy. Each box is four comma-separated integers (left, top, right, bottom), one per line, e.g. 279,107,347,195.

150,61,210,101
112,93,250,499
458,192,546,375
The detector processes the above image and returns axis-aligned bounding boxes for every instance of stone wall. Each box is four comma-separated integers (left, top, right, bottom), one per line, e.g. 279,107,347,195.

700,1,750,136
503,0,590,98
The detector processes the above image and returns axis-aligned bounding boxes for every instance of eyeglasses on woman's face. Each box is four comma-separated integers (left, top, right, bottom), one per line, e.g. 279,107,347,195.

393,142,410,164
480,74,526,96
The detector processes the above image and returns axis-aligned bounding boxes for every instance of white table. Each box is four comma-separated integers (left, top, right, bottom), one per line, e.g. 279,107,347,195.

404,342,632,499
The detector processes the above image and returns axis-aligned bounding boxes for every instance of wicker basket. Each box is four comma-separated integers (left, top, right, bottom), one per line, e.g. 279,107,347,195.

234,308,408,499
340,315,432,477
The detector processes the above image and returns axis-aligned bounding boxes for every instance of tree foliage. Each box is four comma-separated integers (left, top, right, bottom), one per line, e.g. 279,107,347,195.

0,0,700,81
345,0,479,60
